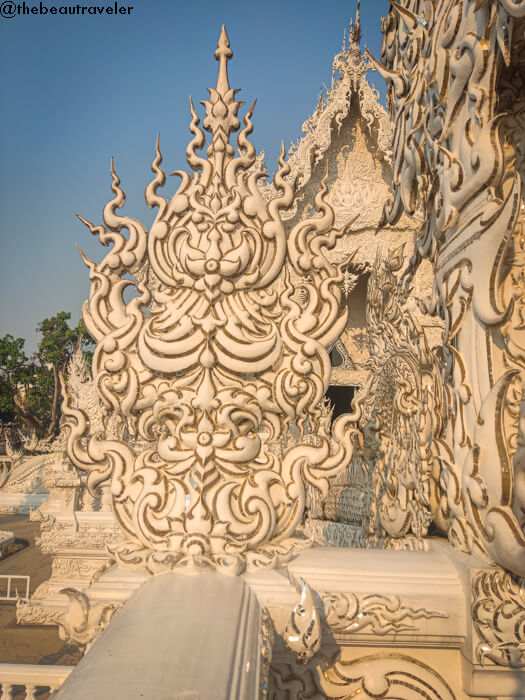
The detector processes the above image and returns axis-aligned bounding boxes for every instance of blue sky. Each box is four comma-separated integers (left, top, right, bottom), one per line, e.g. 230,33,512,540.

0,0,389,354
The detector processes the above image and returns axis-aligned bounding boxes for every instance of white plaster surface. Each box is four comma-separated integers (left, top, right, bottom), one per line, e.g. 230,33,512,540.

54,572,262,700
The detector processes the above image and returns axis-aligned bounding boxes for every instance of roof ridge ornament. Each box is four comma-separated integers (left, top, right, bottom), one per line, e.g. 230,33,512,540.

64,27,359,576
214,25,232,94
350,0,362,44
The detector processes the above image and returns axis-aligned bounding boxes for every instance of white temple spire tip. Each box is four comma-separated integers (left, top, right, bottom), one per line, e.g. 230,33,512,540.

350,0,362,44
215,25,233,94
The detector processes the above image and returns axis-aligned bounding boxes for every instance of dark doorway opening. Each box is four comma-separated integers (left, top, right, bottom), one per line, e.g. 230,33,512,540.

325,385,357,422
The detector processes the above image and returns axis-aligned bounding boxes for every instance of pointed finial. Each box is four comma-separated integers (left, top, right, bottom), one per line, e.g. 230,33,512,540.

215,25,232,94
350,0,362,44
342,27,347,53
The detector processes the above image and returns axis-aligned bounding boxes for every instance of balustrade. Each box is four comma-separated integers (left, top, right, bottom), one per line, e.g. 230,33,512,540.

0,666,72,699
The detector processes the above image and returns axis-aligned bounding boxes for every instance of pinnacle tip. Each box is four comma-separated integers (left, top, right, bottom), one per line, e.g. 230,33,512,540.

216,26,232,53
214,25,232,93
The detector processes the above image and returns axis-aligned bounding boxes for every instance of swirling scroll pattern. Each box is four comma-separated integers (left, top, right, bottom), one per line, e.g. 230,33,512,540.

63,27,358,574
376,0,525,575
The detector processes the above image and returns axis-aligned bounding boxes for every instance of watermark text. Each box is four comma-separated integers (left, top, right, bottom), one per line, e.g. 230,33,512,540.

1,1,134,18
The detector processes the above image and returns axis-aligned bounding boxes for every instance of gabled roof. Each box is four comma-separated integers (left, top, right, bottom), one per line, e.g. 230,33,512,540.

264,15,394,235
287,23,392,191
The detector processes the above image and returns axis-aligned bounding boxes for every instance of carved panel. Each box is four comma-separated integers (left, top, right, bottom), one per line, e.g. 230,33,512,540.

267,24,393,227
322,592,447,636
471,569,525,667
377,0,525,575
51,557,109,582
37,514,123,555
63,27,358,575
344,248,448,547
269,654,456,700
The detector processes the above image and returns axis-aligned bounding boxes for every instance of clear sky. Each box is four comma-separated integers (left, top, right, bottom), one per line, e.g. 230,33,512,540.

0,0,389,354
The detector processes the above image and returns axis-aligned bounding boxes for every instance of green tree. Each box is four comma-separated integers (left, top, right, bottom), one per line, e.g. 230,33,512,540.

1,313,94,438
0,335,31,423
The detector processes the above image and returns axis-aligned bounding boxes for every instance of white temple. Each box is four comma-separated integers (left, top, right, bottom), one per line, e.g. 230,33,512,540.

0,1,524,698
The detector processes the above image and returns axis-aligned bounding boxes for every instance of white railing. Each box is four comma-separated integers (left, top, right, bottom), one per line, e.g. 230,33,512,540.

0,665,73,698
0,575,30,601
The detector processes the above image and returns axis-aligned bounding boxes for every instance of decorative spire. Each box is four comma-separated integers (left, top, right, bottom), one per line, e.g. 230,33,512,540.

201,26,242,181
350,0,362,44
214,25,232,95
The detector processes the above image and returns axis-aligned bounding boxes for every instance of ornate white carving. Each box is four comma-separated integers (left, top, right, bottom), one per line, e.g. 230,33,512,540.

471,569,525,668
63,27,358,575
330,248,446,548
372,248,446,543
51,557,108,582
322,592,447,635
58,588,120,650
260,607,275,699
276,26,392,202
283,578,321,663
1,453,54,495
376,0,525,575
36,514,122,555
15,602,62,627
270,653,456,700
64,348,105,439
0,350,106,520
280,581,447,665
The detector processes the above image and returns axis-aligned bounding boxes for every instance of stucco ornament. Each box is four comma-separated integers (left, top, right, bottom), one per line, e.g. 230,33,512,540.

471,569,525,667
270,653,455,700
263,7,392,233
375,0,525,576
62,27,358,575
284,577,321,663
58,588,120,651
354,247,448,546
322,591,446,635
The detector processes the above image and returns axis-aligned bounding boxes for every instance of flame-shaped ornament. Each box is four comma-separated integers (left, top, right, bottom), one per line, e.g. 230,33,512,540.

63,27,358,575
